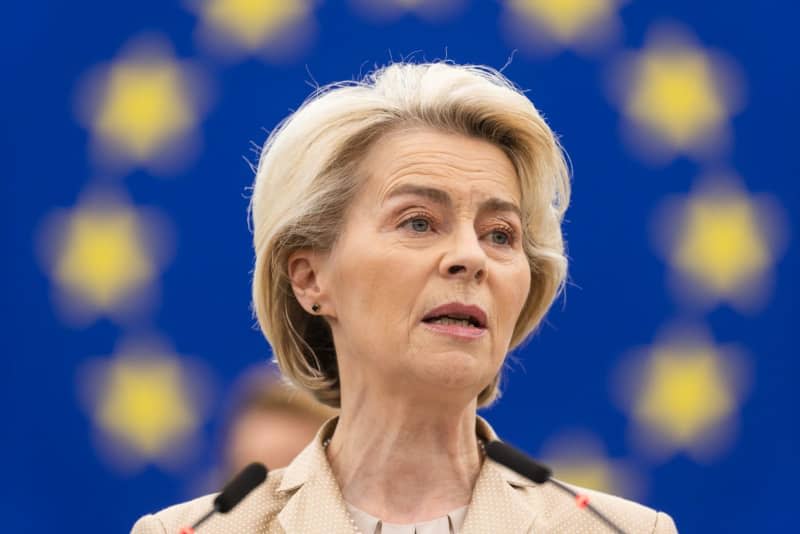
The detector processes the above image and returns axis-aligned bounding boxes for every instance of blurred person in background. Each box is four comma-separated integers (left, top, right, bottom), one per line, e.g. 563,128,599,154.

221,366,336,477
133,61,677,533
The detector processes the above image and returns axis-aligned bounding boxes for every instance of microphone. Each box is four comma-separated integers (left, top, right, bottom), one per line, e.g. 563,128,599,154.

178,462,268,534
486,441,628,534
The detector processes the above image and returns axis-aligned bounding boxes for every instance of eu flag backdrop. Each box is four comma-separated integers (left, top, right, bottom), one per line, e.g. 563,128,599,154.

2,1,798,532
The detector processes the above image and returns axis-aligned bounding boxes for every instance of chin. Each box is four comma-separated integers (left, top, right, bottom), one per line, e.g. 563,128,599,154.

414,349,490,392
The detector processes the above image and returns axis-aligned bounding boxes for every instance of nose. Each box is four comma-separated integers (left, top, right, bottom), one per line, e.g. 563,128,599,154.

440,224,487,283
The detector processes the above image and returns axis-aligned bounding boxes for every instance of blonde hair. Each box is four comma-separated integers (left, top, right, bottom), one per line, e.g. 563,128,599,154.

250,62,570,408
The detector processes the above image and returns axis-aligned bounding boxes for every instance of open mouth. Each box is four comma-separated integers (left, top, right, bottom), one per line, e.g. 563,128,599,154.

420,303,488,339
421,312,487,340
422,314,484,329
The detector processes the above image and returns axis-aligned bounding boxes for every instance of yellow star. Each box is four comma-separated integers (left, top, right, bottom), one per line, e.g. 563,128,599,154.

540,431,639,498
92,59,195,162
652,176,784,310
614,327,751,461
550,458,615,492
78,339,210,470
96,354,198,458
634,345,734,447
673,190,769,296
199,0,310,50
608,24,746,161
509,0,617,43
625,48,725,148
52,203,155,312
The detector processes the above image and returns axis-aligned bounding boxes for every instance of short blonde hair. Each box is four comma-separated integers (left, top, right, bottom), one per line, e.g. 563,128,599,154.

250,62,570,408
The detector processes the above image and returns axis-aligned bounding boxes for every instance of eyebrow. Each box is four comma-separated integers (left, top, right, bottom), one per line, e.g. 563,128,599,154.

384,184,522,220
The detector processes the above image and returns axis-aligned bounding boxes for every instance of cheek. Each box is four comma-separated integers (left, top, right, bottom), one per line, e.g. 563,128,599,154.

331,238,424,337
497,260,532,337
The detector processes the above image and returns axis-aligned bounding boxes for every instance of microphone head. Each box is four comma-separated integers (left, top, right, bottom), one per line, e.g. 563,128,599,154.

213,462,268,513
485,440,552,484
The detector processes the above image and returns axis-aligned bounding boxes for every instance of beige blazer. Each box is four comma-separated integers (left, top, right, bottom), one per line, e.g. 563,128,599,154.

131,417,677,533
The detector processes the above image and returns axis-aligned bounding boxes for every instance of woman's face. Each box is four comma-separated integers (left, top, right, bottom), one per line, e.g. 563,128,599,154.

306,128,531,404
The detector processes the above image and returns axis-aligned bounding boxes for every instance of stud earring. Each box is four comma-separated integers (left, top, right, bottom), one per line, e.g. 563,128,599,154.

311,303,320,313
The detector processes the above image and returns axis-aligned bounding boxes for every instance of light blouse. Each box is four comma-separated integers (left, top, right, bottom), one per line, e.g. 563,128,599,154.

345,501,468,534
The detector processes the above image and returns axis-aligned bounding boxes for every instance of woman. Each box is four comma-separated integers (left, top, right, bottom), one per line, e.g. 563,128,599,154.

132,62,677,533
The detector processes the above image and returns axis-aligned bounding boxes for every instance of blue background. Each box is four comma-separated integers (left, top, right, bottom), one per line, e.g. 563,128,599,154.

2,1,798,532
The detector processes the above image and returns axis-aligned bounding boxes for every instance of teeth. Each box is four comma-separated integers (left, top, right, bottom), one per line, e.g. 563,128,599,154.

430,317,473,327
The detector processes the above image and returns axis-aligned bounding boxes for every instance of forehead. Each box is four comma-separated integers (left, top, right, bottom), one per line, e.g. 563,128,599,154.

358,127,521,204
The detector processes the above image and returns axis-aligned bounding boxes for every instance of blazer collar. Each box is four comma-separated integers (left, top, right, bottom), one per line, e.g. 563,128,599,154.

277,416,540,534
277,417,355,533
461,416,539,533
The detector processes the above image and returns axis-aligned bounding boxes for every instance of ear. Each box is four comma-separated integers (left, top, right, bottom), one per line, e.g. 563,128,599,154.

287,249,333,316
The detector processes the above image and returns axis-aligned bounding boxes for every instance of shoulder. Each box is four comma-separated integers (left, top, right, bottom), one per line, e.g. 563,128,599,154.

130,468,289,534
516,480,678,534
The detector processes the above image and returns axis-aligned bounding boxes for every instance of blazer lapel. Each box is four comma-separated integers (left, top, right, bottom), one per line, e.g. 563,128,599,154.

460,417,541,533
460,459,539,534
277,418,357,534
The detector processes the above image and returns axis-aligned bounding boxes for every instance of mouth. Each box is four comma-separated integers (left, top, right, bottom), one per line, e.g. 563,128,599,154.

421,302,488,339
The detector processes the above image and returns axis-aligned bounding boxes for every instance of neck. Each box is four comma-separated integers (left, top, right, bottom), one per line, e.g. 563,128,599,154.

325,392,484,524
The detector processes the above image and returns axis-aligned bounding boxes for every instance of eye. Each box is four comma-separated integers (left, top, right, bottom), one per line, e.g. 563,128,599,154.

488,227,514,246
401,214,433,233
410,218,430,232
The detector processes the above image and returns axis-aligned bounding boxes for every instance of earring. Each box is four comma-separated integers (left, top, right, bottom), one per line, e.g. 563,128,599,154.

311,303,321,313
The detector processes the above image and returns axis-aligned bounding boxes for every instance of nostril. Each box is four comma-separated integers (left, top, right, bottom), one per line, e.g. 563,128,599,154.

448,265,466,274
